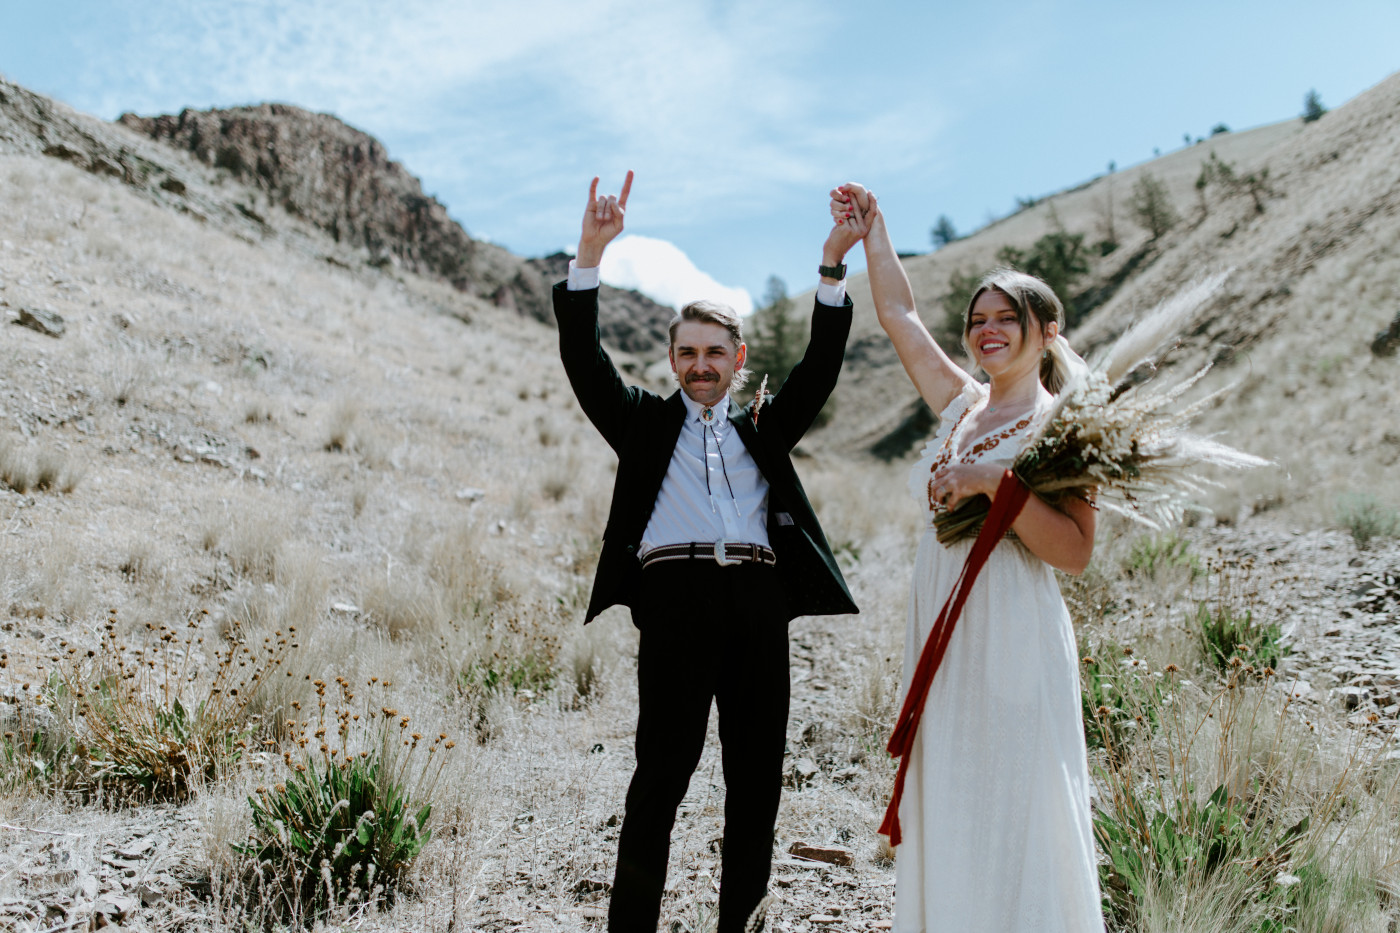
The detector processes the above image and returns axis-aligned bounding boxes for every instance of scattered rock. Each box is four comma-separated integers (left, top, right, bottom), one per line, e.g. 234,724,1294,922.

117,836,154,859
136,880,164,906
331,602,360,614
456,487,486,502
94,893,138,921
1372,313,1400,357
573,877,612,901
785,757,820,789
788,843,854,866
1336,685,1369,711
15,306,65,337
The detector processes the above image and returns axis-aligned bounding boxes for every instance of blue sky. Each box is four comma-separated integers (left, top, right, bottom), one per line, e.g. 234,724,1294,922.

3,1,1397,313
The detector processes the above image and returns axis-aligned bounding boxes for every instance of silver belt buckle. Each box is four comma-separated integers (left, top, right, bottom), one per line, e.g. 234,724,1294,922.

713,539,741,567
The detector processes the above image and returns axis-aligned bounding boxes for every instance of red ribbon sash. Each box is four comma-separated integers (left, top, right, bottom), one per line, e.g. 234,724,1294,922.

878,470,1031,847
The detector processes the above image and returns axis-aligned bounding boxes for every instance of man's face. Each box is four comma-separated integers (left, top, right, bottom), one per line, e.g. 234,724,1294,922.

670,321,745,407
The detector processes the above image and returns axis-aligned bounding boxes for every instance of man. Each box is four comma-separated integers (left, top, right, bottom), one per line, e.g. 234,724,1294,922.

555,172,860,933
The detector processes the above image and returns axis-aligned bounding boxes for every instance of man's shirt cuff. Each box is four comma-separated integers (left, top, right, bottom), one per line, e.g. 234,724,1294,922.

567,259,601,291
816,279,846,306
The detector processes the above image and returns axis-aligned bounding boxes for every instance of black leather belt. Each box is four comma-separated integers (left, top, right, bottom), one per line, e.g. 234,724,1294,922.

640,542,777,569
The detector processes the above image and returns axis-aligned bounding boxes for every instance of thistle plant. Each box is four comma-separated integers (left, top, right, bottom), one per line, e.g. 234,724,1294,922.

239,676,455,920
52,609,294,803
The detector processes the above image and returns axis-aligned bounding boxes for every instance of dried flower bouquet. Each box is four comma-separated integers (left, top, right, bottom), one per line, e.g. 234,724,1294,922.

934,273,1268,545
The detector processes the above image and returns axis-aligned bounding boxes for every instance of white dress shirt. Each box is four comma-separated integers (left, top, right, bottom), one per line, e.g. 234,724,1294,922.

565,259,846,552
639,391,771,554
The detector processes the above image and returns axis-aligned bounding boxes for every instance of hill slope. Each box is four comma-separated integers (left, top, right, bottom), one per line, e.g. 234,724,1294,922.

819,72,1400,518
0,80,674,353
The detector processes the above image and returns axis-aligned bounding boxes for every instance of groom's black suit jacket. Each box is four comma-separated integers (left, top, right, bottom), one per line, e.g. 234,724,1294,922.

554,282,859,625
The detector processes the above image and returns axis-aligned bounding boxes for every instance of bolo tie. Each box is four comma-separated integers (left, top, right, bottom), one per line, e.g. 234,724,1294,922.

700,406,743,565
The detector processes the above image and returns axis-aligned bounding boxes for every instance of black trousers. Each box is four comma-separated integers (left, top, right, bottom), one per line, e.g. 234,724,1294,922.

608,560,790,933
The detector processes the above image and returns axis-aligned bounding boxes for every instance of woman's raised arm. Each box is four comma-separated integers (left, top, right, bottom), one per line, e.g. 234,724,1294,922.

834,185,973,414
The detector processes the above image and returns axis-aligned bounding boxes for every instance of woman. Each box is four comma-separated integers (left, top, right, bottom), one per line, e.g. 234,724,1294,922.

833,185,1103,932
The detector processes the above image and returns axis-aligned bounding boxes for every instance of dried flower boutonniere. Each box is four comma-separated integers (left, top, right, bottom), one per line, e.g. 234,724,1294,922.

751,374,770,426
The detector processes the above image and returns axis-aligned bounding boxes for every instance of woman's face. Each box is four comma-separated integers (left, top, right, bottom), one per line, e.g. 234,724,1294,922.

967,289,1054,381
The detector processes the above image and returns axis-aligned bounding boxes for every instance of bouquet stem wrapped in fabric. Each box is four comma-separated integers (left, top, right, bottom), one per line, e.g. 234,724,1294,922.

934,272,1268,546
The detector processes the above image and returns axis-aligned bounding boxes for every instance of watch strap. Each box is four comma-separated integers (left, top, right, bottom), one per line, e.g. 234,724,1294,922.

818,262,847,280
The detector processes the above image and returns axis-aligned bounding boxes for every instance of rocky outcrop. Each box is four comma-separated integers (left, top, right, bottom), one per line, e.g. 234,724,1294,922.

0,80,674,354
117,105,518,297
527,252,675,354
117,104,674,351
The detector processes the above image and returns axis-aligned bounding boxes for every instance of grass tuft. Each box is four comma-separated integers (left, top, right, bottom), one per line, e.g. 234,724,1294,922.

1336,493,1399,550
55,609,294,803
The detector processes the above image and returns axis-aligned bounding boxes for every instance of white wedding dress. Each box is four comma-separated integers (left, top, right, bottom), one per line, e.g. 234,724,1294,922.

894,382,1103,933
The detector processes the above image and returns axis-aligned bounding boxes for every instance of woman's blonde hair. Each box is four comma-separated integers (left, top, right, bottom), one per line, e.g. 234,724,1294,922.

962,268,1069,393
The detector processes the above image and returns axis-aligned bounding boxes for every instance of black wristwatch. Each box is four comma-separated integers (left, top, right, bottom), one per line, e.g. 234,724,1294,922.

818,262,847,280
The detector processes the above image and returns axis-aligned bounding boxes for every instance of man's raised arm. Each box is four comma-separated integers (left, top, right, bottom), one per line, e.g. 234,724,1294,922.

555,172,642,452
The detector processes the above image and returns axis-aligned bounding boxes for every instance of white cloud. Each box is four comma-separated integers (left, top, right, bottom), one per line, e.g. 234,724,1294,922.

54,0,952,292
600,235,753,316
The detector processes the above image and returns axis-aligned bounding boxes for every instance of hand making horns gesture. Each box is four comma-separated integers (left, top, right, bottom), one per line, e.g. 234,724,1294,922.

830,183,878,239
577,170,634,267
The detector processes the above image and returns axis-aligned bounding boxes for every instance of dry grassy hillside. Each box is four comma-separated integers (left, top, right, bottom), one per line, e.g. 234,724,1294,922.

0,113,918,931
822,71,1400,526
3,77,1400,933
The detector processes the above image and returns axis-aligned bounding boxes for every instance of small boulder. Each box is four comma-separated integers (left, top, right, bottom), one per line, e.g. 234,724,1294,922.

784,757,819,789
16,307,64,337
787,843,853,866
1372,314,1400,357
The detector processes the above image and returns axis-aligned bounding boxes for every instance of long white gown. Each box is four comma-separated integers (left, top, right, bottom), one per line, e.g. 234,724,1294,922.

894,382,1103,933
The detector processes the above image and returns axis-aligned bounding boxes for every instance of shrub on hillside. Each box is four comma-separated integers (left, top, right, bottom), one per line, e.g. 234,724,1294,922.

994,224,1091,325
930,214,958,249
940,267,982,338
1196,151,1278,216
1129,173,1179,241
1302,89,1327,123
1336,493,1399,549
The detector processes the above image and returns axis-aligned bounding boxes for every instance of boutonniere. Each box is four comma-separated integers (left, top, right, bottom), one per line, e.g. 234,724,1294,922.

751,374,770,426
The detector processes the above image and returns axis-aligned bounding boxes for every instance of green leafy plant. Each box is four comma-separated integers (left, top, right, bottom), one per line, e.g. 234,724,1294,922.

1095,781,1309,927
240,677,454,920
1079,645,1165,757
458,651,554,697
1194,602,1287,673
1124,532,1202,580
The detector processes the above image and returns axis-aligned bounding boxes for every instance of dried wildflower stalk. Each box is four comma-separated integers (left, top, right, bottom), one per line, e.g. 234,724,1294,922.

53,609,295,802
935,272,1267,544
241,675,456,918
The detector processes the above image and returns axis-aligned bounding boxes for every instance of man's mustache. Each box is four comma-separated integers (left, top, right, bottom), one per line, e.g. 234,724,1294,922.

685,373,719,383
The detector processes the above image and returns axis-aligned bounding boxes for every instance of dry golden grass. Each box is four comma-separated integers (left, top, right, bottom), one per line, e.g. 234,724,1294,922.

4,74,1400,930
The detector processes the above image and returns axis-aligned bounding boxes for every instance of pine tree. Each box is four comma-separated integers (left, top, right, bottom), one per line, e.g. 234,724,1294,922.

1302,89,1327,123
745,276,802,389
1129,173,1179,241
930,215,958,249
